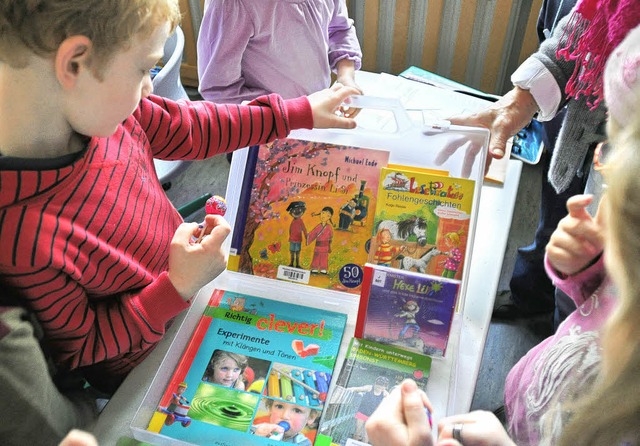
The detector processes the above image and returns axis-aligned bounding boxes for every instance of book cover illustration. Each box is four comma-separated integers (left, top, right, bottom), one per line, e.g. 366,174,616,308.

228,137,390,294
146,289,347,446
315,338,431,446
355,264,460,357
367,166,475,281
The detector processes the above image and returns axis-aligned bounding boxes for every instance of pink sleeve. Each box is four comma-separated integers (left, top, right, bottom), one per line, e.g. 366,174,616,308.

544,254,606,307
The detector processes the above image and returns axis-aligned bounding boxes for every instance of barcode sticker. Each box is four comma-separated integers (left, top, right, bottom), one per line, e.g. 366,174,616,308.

277,265,310,284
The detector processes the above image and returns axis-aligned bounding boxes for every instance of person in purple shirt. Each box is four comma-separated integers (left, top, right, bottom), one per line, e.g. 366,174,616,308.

197,0,363,106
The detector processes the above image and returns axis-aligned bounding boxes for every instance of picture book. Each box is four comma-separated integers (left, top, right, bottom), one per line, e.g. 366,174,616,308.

146,289,348,446
367,165,475,281
228,137,390,294
315,337,432,446
355,264,460,357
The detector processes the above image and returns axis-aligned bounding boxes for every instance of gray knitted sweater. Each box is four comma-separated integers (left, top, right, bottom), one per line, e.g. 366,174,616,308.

531,12,607,193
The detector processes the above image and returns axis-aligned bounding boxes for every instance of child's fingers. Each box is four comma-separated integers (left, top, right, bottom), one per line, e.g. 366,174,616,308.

174,222,200,243
199,215,231,246
566,194,593,218
400,380,431,443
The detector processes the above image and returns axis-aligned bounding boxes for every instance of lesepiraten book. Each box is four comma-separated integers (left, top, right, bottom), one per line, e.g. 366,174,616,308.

367,165,475,281
145,289,347,445
355,264,460,357
315,337,432,446
228,137,390,294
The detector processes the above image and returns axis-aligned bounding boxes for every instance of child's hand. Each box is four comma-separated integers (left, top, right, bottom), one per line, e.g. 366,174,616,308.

366,379,433,446
437,411,516,446
58,430,98,446
334,77,363,118
252,423,285,438
546,195,604,276
168,214,231,300
307,83,360,129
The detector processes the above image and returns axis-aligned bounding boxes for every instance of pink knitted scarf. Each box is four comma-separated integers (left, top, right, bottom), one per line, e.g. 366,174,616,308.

557,0,640,109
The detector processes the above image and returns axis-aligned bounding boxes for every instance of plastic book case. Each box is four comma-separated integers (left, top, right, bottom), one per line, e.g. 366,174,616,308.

130,96,489,445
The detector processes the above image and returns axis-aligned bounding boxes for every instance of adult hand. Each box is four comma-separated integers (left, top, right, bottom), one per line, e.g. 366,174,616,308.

546,194,605,276
432,132,489,178
168,214,231,299
366,379,434,446
437,411,516,446
447,87,539,169
307,83,360,129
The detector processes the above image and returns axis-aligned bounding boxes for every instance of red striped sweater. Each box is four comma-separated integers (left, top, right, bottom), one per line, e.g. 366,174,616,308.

0,93,312,391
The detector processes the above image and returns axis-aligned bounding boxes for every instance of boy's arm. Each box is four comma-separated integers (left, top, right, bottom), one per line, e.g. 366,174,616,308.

196,0,268,103
0,306,97,444
138,93,313,161
4,267,189,375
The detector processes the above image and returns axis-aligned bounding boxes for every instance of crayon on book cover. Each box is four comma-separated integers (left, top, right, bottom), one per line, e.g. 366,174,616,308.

367,166,475,281
315,338,431,446
356,264,460,357
146,289,347,446
229,138,389,294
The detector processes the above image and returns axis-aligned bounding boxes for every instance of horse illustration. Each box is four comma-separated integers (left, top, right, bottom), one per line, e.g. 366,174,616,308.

377,216,428,246
396,247,441,273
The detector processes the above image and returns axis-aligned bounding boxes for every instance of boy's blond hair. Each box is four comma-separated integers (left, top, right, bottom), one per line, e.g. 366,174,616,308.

0,0,181,69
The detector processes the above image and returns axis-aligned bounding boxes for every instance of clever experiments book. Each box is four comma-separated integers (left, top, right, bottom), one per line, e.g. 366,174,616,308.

228,138,389,294
315,337,431,446
367,165,475,281
145,289,347,445
355,264,460,357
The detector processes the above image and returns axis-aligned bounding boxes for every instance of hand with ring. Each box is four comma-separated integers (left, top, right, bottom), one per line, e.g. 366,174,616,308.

437,410,516,446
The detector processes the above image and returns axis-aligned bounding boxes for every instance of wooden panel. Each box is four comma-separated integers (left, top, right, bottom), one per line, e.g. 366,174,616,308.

518,0,544,63
421,0,445,72
362,0,381,72
390,1,412,74
480,0,512,92
450,0,478,83
178,0,202,88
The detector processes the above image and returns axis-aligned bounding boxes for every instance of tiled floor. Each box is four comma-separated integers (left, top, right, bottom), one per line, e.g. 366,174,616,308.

164,89,555,417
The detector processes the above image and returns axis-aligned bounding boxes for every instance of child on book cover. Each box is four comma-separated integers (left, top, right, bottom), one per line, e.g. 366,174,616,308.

251,398,319,444
307,207,335,274
440,229,465,278
395,301,421,340
372,228,406,267
167,382,189,413
202,350,248,390
286,201,308,269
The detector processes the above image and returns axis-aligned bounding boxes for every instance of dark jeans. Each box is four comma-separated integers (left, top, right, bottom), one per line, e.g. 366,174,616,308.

509,113,586,321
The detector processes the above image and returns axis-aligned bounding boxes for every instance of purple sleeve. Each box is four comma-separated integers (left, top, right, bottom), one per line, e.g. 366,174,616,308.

327,0,363,72
197,0,268,103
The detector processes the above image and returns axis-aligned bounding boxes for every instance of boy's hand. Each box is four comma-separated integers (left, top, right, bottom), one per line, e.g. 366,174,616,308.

168,214,231,300
437,411,516,446
307,83,360,129
546,195,604,276
366,379,433,446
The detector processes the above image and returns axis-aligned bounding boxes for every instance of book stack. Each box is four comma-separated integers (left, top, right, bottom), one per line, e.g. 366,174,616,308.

132,97,489,445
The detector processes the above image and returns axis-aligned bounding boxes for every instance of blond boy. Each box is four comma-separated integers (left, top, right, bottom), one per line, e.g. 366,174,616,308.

0,0,357,398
